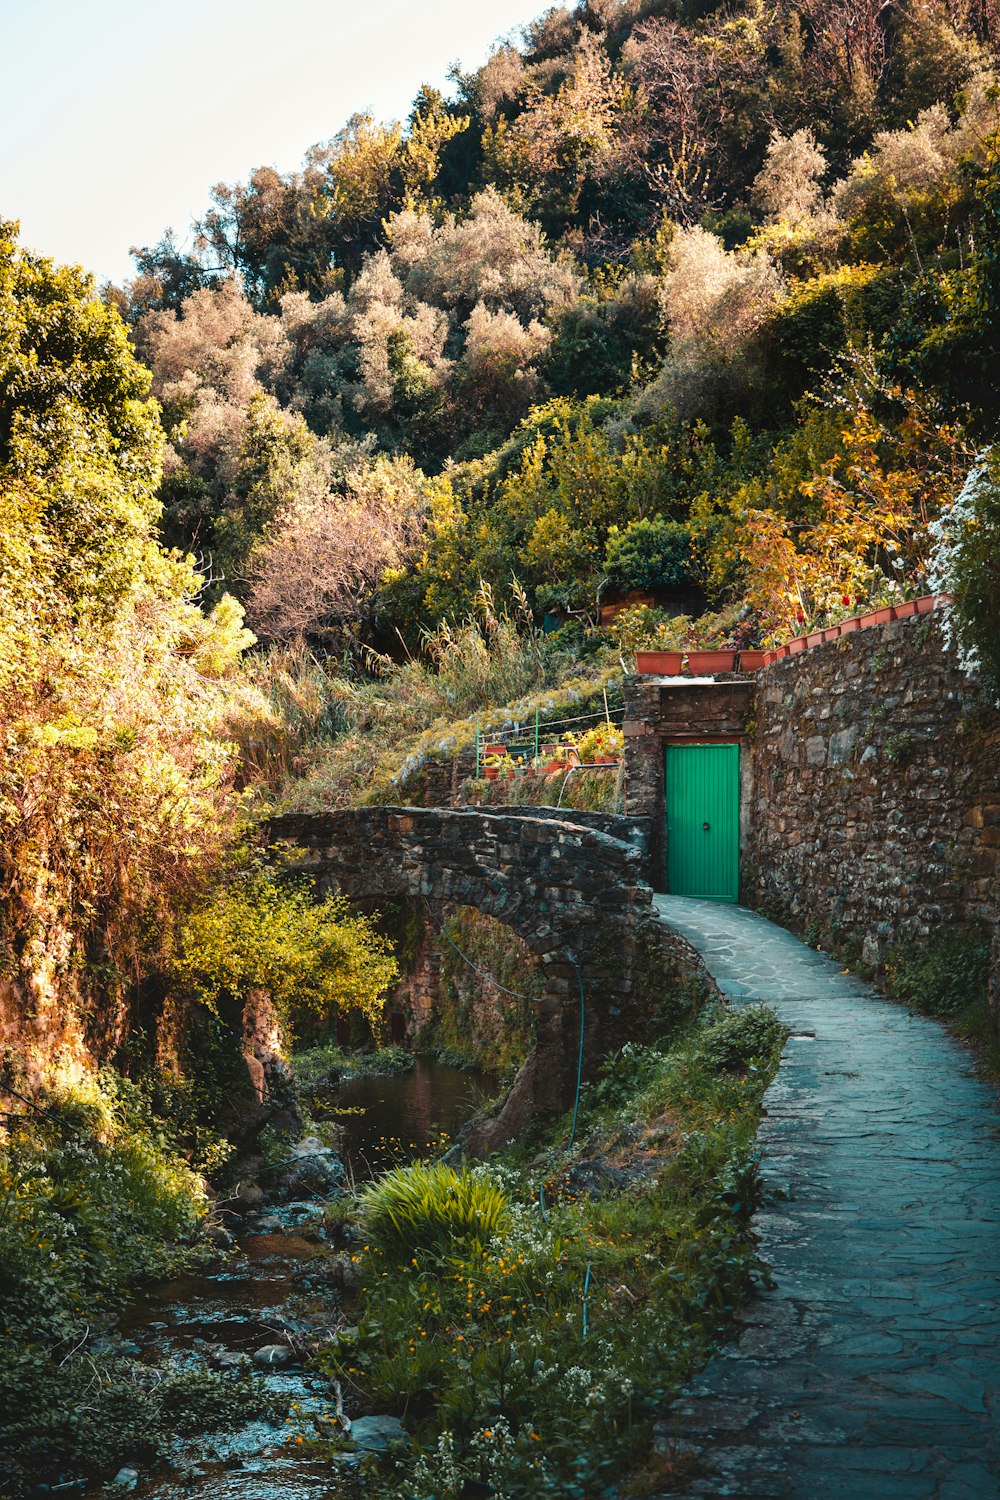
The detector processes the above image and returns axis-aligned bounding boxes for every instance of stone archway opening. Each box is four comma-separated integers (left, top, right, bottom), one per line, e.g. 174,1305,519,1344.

433,906,544,1076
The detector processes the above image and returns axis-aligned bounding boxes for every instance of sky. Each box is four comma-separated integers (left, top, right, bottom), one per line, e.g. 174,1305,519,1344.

0,0,547,285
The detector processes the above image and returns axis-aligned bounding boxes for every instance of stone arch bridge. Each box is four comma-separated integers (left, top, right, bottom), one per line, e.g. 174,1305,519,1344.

267,806,710,1141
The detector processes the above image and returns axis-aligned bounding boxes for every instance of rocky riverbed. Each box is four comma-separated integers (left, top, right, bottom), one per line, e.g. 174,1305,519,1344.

73,1060,493,1500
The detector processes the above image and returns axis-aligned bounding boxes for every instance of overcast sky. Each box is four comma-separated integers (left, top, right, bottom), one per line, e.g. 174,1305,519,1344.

0,0,545,285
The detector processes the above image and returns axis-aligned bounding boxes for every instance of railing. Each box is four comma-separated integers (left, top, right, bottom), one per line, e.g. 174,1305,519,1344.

473,703,626,777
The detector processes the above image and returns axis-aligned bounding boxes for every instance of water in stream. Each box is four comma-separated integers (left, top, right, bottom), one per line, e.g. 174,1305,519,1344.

78,1060,495,1500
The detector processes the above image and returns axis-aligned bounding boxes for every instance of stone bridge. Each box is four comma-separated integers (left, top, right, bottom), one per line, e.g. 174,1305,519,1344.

267,806,711,1141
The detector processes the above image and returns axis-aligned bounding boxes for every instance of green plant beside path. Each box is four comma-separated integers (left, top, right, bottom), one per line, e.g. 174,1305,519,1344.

321,1005,785,1499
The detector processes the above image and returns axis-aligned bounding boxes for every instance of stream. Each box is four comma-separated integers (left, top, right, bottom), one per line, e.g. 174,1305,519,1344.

78,1060,496,1500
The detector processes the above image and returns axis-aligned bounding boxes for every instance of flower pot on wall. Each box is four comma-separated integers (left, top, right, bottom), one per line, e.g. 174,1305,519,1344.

771,643,790,659
787,637,808,654
821,626,841,642
915,595,936,614
686,650,737,673
805,630,825,648
858,607,894,626
635,650,684,675
737,650,769,671
892,600,918,620
838,616,860,634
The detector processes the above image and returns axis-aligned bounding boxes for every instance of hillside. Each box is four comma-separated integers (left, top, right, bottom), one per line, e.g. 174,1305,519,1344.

115,0,1000,662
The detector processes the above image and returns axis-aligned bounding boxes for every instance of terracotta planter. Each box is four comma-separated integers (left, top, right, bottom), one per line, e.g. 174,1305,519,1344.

771,643,790,659
822,626,841,642
787,636,808,654
483,744,506,758
635,649,684,675
686,650,737,673
858,607,894,627
892,600,918,620
737,650,769,671
484,766,499,781
915,595,936,614
838,616,861,633
805,630,825,648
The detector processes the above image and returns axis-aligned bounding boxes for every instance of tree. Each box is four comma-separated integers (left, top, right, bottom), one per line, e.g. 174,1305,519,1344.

177,868,398,1040
0,219,164,621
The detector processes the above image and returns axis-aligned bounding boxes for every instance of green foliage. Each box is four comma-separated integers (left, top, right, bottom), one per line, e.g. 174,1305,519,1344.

932,449,1000,692
0,219,164,624
177,864,398,1039
360,1161,511,1260
328,1006,784,1499
152,1367,285,1436
435,908,540,1073
690,1005,786,1075
0,1072,213,1493
884,927,992,1018
603,518,694,595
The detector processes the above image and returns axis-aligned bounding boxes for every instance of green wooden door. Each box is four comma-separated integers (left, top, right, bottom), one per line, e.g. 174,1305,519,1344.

666,744,740,901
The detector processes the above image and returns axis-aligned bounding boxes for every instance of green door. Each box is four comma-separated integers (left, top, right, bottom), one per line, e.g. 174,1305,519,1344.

666,744,740,901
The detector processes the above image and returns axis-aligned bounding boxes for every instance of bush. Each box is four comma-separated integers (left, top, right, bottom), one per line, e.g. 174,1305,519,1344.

930,451,1000,696
884,927,992,1018
603,518,693,595
0,1073,211,1494
692,1006,786,1074
177,863,398,1040
360,1161,510,1260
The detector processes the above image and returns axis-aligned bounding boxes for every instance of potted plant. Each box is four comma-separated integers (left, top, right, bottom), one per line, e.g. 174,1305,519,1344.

635,649,684,674
858,606,894,626
892,600,918,620
737,649,769,670
838,616,861,633
787,636,808,654
686,649,737,673
575,722,625,765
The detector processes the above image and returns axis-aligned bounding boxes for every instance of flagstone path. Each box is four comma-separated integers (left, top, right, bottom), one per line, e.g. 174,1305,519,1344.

648,895,1000,1500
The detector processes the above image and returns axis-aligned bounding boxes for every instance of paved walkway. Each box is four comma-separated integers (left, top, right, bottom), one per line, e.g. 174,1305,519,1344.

650,896,1000,1500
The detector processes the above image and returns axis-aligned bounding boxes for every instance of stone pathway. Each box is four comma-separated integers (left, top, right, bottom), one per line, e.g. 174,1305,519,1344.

650,895,1000,1500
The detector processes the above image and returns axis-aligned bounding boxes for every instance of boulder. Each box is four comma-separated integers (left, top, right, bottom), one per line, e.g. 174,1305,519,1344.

235,1180,266,1210
252,1343,294,1368
277,1137,346,1199
350,1415,407,1451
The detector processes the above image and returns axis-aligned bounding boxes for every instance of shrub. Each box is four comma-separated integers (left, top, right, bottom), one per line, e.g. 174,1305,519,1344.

360,1161,510,1260
884,927,992,1017
176,864,398,1040
691,1006,786,1074
603,518,693,595
930,450,1000,696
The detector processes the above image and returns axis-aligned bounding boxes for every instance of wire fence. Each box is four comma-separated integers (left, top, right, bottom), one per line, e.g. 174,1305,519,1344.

474,703,625,775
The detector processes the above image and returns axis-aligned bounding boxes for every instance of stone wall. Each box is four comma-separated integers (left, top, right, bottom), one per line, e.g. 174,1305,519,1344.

746,614,1000,970
623,616,1000,1001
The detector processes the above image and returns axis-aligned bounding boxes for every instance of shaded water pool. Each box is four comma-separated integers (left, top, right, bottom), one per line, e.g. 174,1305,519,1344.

333,1058,497,1177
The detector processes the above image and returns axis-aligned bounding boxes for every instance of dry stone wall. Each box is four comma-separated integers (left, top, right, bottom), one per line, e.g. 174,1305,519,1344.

746,615,1000,969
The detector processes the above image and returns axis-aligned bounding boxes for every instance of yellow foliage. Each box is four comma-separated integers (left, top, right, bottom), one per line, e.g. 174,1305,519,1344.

177,868,397,1037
